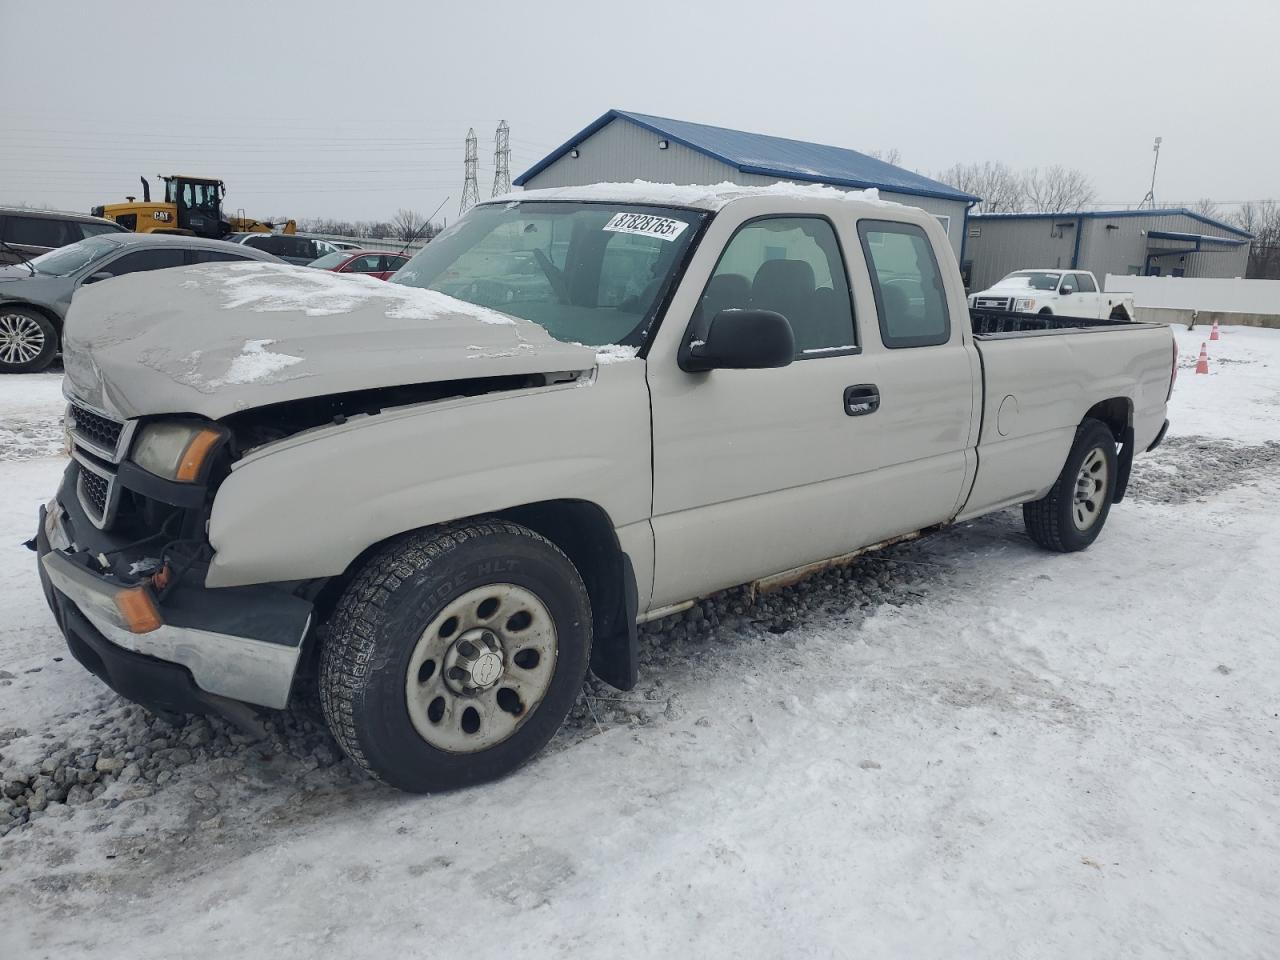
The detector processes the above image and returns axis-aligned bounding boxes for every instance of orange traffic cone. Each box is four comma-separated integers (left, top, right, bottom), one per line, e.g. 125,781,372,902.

1195,342,1210,375
1210,319,1220,341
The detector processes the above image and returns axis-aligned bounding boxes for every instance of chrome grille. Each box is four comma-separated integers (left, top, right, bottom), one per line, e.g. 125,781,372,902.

66,396,132,529
974,296,1012,311
66,400,133,463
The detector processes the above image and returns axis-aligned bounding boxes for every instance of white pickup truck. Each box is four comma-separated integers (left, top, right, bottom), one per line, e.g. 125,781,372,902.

35,183,1176,792
971,269,1135,321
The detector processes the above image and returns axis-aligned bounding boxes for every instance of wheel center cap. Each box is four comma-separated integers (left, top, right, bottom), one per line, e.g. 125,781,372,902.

471,651,502,687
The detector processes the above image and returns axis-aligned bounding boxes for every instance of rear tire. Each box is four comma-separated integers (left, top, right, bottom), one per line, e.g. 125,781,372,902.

319,520,592,793
0,307,57,373
1023,418,1118,552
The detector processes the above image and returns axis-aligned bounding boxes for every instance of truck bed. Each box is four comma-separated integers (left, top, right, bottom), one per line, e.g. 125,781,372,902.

970,309,1137,338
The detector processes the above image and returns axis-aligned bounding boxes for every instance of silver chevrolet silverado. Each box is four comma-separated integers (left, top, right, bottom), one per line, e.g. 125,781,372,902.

36,183,1176,792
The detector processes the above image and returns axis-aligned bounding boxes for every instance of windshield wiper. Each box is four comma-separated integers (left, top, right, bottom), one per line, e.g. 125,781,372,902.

0,240,37,276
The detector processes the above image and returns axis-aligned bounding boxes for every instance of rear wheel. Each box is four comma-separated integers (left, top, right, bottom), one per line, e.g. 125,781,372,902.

1023,418,1118,552
0,307,57,373
320,520,592,793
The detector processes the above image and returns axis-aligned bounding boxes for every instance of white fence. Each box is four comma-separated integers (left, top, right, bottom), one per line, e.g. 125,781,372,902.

1105,275,1280,314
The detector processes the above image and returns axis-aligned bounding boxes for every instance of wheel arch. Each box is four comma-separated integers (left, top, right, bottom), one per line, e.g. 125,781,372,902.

0,299,63,333
1082,396,1135,502
305,498,639,693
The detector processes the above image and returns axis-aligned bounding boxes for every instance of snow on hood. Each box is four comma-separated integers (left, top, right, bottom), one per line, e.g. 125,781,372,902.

61,262,601,420
488,179,904,212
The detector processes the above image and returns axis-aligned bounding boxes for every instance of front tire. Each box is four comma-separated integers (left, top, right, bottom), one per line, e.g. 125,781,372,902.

320,520,592,793
1023,418,1118,552
0,307,57,372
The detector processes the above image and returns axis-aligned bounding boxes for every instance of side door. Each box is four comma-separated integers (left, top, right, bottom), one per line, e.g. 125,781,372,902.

1072,271,1102,317
851,218,979,539
646,210,882,608
344,254,385,277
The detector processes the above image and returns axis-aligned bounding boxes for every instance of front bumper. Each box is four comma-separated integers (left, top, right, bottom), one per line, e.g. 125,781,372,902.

36,492,313,714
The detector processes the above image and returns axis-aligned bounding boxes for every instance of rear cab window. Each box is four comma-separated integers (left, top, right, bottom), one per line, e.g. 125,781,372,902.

857,220,951,348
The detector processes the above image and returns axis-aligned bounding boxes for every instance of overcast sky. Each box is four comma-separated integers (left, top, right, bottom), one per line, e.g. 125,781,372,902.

2,0,1275,225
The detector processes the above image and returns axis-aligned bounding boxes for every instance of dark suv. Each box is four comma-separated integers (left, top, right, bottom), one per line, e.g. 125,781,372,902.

227,233,340,266
0,207,126,265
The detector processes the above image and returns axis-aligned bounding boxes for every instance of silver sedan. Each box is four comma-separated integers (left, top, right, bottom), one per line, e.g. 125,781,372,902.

0,233,279,372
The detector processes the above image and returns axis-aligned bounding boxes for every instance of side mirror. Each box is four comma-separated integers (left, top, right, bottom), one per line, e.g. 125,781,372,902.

1060,286,1073,295
84,271,114,284
681,309,795,372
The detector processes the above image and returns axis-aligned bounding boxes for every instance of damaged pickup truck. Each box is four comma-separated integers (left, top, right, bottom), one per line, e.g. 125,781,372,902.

36,183,1177,792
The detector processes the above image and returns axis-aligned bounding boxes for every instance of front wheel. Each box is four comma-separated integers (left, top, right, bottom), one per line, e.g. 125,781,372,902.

1023,418,1118,552
320,520,592,792
0,307,57,373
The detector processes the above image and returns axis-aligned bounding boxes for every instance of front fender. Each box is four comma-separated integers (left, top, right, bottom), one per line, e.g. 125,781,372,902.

204,363,652,588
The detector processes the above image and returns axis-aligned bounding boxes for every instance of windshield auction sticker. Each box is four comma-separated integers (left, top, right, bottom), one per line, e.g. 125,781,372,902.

602,212,689,242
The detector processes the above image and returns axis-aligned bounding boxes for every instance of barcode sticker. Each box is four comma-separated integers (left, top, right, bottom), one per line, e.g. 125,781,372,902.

602,212,689,242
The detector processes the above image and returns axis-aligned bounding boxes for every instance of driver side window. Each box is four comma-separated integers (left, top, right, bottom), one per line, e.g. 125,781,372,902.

699,216,856,359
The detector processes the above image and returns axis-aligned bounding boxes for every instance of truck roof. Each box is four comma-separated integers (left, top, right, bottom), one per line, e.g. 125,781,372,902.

485,180,909,213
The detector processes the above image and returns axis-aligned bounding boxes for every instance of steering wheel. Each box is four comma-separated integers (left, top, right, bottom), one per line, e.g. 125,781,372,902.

532,248,570,304
459,279,516,305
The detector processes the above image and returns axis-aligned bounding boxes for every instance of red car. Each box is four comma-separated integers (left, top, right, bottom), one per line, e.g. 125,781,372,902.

308,249,411,281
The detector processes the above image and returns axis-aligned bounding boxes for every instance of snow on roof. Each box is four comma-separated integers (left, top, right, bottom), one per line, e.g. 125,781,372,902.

513,109,981,203
488,179,903,212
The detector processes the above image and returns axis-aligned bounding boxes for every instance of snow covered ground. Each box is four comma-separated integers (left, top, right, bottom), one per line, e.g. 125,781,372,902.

2,325,1278,959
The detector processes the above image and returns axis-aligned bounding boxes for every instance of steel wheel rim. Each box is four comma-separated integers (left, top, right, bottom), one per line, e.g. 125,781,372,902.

404,583,558,754
1072,446,1109,531
0,313,46,365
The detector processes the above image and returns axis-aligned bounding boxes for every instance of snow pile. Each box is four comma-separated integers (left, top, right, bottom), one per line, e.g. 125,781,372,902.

593,343,640,364
206,262,517,325
490,179,900,212
215,339,304,386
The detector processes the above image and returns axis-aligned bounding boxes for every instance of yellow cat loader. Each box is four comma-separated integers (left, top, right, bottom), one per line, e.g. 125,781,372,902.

92,175,295,239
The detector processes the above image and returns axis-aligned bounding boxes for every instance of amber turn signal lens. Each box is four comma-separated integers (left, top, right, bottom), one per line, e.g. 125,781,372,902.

175,428,225,483
114,586,163,634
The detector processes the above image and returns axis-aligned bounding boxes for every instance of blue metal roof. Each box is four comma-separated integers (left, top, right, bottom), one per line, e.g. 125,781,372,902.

971,207,1253,239
513,109,980,204
1147,229,1249,247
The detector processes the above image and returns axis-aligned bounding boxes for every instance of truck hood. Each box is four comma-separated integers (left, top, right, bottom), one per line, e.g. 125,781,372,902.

62,263,604,420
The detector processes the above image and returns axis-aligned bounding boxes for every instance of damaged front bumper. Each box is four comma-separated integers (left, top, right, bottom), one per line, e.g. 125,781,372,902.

36,483,313,716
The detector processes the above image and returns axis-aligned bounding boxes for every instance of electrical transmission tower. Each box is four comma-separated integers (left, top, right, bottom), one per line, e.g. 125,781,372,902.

460,128,480,215
491,120,511,196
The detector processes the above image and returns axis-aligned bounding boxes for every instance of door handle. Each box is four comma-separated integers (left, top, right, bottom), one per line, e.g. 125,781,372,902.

844,384,880,417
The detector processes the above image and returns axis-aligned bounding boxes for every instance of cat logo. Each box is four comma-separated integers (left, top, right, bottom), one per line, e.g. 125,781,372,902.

152,211,172,222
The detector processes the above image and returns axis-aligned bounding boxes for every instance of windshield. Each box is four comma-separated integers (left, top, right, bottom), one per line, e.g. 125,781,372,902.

27,236,122,276
1000,270,1061,291
391,201,705,347
308,251,348,270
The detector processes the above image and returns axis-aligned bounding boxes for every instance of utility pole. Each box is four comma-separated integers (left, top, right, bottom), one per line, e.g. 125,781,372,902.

460,128,480,216
1140,136,1162,209
491,120,511,197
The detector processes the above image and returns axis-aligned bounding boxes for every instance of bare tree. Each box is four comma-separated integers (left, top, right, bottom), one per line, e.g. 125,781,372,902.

1022,165,1096,213
1231,200,1280,279
392,209,428,242
936,161,1025,213
1190,198,1220,219
865,147,902,167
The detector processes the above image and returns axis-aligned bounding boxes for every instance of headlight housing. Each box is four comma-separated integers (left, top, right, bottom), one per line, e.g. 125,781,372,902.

1014,297,1037,312
130,421,229,483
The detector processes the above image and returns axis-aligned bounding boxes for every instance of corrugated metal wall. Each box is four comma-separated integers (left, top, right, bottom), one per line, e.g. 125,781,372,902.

520,117,968,260
969,213,1252,291
1081,213,1249,279
966,218,1077,290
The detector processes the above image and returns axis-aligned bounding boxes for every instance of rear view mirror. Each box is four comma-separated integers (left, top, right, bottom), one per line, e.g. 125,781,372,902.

1060,286,1074,295
84,272,114,284
681,309,794,372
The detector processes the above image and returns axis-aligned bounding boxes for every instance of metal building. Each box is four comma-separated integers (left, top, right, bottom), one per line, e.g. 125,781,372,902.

965,209,1252,291
514,110,979,260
